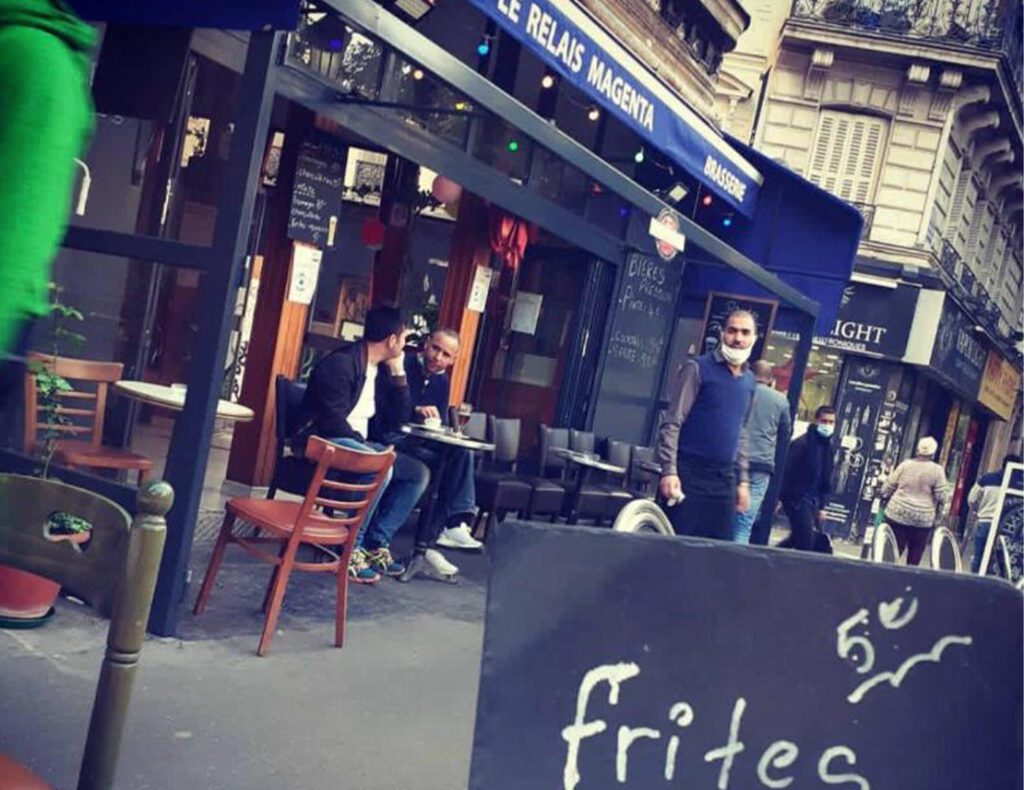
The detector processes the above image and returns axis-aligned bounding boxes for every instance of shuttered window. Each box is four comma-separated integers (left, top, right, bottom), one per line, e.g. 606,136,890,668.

806,110,887,204
951,172,980,257
965,198,994,275
927,139,962,252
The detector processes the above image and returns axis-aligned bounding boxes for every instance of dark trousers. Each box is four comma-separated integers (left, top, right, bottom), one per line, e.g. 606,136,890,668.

666,455,735,541
889,520,932,566
781,497,817,551
0,320,33,449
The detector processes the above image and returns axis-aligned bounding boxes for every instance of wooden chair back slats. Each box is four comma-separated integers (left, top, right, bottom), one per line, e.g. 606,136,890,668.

23,354,124,452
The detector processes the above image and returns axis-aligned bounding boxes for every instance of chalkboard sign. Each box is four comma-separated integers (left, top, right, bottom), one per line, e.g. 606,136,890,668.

471,521,1023,789
288,136,345,247
591,253,681,443
699,291,777,361
982,463,1024,582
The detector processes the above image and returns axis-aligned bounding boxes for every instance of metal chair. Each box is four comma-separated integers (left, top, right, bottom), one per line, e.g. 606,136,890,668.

929,526,963,573
523,425,569,520
24,353,153,485
193,437,395,656
268,375,312,499
0,475,171,789
599,440,634,521
473,417,533,539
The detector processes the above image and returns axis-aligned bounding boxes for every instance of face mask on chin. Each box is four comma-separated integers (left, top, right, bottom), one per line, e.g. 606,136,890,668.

816,424,835,439
719,343,752,366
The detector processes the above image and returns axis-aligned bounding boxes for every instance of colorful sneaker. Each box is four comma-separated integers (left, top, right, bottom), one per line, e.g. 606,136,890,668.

365,546,406,577
348,548,381,585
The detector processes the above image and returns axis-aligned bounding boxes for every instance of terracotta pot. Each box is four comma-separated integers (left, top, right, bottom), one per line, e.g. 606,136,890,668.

0,531,89,622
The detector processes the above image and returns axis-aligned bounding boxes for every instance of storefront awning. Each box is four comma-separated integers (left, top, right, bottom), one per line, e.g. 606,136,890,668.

68,0,300,29
464,0,763,217
682,139,862,333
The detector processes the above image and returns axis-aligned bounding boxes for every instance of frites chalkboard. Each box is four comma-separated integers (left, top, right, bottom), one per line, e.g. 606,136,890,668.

471,521,1023,789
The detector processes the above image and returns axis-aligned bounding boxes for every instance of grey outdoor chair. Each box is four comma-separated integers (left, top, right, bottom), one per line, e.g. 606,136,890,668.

0,475,171,790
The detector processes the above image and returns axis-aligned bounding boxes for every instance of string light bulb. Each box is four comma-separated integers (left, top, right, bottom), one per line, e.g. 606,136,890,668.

701,194,713,207
634,147,645,164
541,72,556,89
477,37,490,56
587,106,600,122
412,68,425,81
722,215,733,228
507,139,520,153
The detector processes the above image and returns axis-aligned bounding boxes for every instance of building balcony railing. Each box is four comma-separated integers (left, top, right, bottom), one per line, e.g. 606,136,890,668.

792,0,1008,50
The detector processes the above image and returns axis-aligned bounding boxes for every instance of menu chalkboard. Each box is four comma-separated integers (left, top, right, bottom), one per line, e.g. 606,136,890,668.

699,291,777,361
288,136,345,247
591,253,681,443
471,521,1023,789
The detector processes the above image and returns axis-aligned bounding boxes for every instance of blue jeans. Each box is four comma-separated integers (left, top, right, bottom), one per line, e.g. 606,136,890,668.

405,442,476,521
328,438,430,550
732,471,771,544
972,521,992,573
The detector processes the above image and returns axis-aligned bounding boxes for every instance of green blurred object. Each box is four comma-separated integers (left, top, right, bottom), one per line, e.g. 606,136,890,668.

0,0,95,355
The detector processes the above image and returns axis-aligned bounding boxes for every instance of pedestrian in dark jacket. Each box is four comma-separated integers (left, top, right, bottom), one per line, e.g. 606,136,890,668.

778,405,836,551
968,454,1022,572
293,306,428,584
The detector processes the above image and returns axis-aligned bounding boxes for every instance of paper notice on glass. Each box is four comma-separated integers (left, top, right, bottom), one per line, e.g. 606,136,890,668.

288,243,322,305
510,291,543,335
468,265,492,312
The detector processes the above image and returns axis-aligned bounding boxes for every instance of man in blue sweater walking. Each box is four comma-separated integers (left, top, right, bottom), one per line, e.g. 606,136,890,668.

656,310,757,540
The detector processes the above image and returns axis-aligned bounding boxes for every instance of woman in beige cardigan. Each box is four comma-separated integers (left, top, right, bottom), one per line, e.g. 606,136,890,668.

880,437,951,565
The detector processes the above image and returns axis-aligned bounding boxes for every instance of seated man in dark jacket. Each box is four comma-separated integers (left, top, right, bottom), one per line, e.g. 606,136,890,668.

293,306,429,584
778,405,836,551
372,329,479,578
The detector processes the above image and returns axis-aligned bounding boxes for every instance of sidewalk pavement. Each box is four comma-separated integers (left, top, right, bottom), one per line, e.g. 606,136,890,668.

0,520,865,789
0,535,489,790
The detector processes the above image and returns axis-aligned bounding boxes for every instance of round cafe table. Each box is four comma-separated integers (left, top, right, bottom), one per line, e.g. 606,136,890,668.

113,381,255,422
397,424,494,583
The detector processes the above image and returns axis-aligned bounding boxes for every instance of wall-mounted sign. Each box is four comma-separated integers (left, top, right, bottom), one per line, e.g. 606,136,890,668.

468,266,493,313
649,209,685,261
699,292,777,362
977,350,1021,421
287,243,322,305
288,136,345,248
929,298,987,398
815,283,918,359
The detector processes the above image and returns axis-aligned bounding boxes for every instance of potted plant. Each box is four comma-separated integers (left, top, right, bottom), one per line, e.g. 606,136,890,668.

0,285,91,627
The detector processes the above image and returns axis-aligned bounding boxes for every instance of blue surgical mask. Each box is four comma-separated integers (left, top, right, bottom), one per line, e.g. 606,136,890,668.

816,424,835,439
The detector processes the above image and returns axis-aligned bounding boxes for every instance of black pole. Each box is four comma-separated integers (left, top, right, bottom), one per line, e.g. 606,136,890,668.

751,311,816,546
148,31,280,636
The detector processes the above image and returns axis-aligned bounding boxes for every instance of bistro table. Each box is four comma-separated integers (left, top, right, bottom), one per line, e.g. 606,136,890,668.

114,381,255,422
397,424,495,583
551,448,627,524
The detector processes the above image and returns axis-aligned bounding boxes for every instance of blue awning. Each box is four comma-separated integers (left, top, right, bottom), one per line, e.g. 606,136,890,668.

681,138,861,333
68,0,301,29
463,0,763,217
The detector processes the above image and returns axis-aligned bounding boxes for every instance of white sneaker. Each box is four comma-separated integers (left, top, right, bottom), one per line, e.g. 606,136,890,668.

437,523,483,550
424,549,459,577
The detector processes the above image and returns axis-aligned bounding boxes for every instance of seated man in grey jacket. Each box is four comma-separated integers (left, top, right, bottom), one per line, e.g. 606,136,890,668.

733,360,792,544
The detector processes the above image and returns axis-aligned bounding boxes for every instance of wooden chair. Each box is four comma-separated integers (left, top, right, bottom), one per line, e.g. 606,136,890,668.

0,474,171,790
193,437,396,656
24,354,153,485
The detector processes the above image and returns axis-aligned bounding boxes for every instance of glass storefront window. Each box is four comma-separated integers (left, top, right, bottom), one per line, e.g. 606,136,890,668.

761,331,843,423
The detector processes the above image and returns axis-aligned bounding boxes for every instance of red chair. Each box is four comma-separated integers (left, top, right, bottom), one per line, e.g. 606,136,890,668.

192,437,395,656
